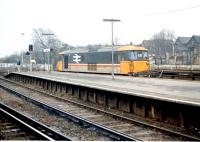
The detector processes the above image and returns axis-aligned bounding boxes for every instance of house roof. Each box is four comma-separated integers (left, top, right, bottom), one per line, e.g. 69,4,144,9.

192,35,200,44
186,35,200,48
175,37,191,45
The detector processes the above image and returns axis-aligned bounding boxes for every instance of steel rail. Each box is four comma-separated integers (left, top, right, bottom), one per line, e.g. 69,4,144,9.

0,102,71,141
0,81,140,141
150,69,200,80
0,105,51,140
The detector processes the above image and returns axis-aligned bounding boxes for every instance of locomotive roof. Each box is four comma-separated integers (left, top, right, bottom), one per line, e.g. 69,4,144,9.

118,45,148,51
60,45,147,55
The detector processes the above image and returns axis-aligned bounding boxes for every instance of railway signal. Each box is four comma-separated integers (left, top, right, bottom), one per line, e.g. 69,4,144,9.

28,44,33,72
29,44,33,52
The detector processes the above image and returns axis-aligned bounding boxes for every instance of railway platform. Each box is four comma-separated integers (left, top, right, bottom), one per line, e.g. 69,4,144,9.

4,71,200,130
11,71,200,106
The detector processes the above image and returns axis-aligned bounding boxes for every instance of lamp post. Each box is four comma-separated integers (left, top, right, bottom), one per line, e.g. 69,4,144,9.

42,33,54,72
171,42,177,65
21,33,24,71
103,18,121,80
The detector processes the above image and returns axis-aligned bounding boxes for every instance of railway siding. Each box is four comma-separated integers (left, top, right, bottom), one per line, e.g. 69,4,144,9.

4,72,200,134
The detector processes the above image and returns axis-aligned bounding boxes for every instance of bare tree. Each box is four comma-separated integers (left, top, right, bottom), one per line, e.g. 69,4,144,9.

151,29,175,57
32,28,63,69
142,29,176,65
153,29,175,41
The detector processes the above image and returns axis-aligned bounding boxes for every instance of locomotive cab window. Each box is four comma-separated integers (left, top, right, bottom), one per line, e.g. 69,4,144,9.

121,50,148,61
130,51,137,60
143,51,148,60
123,51,139,61
137,51,143,60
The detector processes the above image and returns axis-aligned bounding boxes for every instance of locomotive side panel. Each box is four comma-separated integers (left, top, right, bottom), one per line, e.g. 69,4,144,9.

65,51,120,73
57,45,150,74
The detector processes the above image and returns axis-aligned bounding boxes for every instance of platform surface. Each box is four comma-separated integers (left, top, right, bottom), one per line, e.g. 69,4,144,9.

15,71,200,106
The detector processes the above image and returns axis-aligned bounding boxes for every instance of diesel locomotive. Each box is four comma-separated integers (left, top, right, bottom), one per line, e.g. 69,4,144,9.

56,45,150,75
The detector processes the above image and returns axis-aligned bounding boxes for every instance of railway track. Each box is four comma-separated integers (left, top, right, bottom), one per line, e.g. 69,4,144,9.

149,69,200,80
0,77,199,141
0,79,139,141
0,102,71,140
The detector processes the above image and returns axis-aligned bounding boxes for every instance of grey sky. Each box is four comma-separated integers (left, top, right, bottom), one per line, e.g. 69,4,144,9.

1,0,200,58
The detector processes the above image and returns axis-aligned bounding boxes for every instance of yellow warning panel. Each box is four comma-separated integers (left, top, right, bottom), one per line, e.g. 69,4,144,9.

133,61,149,73
120,61,131,74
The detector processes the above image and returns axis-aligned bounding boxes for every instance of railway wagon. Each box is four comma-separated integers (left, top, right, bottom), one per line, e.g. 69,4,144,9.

57,45,149,75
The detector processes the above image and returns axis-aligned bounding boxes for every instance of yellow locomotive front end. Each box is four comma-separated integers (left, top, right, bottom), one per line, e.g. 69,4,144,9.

118,45,149,75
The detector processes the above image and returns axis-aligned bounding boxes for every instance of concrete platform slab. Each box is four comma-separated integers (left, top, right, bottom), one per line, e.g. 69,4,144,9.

13,71,200,107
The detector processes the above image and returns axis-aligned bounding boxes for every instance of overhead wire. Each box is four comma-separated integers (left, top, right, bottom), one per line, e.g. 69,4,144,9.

147,5,200,16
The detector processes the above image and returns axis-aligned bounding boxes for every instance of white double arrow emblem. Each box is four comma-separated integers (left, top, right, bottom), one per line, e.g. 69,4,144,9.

73,54,81,63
